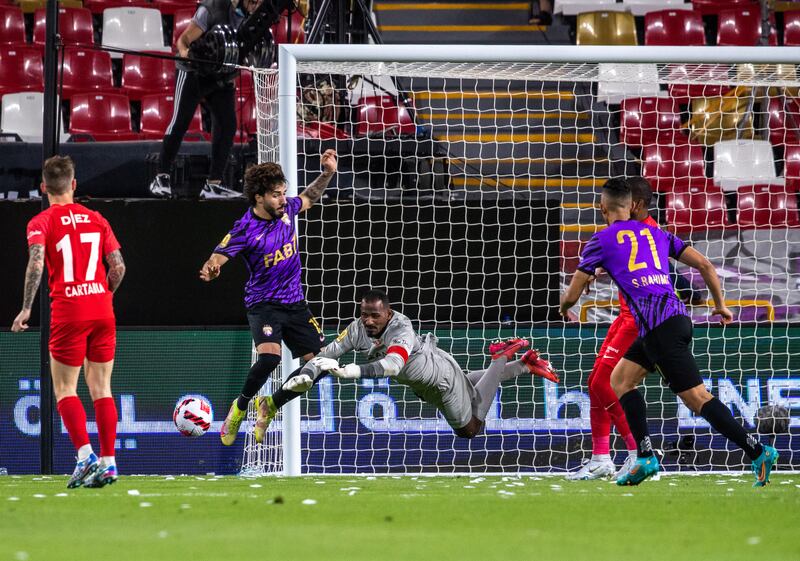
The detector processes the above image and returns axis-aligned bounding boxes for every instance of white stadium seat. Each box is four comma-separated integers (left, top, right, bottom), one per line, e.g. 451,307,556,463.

596,63,662,105
554,0,625,16
1,91,66,142
713,139,785,191
622,0,692,17
102,7,171,59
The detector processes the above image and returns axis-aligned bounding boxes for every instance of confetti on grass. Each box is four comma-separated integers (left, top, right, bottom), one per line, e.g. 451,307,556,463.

302,499,317,505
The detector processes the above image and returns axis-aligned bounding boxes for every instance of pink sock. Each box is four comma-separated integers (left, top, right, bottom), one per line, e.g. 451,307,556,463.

623,433,637,452
592,435,610,455
93,397,118,458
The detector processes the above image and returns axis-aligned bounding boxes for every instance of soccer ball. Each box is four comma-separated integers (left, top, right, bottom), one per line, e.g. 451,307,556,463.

173,397,213,437
754,404,790,435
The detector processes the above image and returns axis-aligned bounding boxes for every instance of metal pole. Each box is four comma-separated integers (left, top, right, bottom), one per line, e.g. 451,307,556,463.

278,45,301,476
39,0,60,475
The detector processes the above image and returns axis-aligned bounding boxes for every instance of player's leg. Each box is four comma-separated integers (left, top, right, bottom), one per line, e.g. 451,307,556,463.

654,316,775,486
221,304,283,445
82,318,119,487
610,350,660,486
151,69,202,197
471,338,530,422
50,321,98,488
254,305,325,443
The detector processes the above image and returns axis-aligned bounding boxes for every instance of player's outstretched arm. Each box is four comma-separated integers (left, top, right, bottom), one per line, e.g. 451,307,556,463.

199,253,229,282
678,246,733,325
11,244,44,332
105,249,126,293
299,149,337,212
560,269,592,319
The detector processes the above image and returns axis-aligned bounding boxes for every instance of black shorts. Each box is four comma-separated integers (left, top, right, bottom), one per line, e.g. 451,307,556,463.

246,301,324,358
622,314,703,393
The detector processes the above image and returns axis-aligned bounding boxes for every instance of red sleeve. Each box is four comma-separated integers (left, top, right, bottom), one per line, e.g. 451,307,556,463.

99,213,121,256
644,215,659,228
26,214,48,246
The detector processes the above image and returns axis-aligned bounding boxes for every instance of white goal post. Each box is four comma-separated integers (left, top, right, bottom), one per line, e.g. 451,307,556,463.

242,44,800,476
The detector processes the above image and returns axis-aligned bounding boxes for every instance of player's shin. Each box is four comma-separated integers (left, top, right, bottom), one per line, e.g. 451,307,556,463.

237,353,281,411
699,397,762,460
618,390,654,458
472,357,508,421
93,397,118,462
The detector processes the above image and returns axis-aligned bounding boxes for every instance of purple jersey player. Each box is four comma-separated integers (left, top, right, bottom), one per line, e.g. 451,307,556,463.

560,178,776,488
199,150,337,446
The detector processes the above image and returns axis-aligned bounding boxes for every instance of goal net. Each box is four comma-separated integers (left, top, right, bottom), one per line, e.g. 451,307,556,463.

246,45,800,475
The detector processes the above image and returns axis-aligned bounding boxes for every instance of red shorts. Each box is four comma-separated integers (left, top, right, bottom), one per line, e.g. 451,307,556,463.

596,313,639,369
49,318,116,367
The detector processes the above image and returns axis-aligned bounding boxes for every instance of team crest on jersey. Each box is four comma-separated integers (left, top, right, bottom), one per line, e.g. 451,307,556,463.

262,325,273,336
219,233,231,248
281,214,291,225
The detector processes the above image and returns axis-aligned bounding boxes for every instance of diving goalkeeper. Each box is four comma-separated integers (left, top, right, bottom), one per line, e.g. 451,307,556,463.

261,289,559,438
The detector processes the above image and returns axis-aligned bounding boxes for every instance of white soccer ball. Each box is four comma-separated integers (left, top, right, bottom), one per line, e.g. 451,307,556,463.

173,397,213,437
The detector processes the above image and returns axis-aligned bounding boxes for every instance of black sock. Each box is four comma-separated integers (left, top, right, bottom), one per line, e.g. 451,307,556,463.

272,366,306,409
237,353,281,410
699,398,762,460
618,390,654,457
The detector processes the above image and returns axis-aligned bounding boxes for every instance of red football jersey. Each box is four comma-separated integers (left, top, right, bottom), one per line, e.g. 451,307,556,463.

618,214,660,318
26,203,120,322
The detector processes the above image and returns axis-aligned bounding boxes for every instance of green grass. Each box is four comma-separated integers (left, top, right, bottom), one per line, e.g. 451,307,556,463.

1,474,799,561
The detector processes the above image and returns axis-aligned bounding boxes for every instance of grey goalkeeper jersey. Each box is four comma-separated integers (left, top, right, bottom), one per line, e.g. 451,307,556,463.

313,311,463,405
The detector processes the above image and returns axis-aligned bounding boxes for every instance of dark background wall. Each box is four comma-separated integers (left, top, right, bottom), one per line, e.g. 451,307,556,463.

1,198,558,326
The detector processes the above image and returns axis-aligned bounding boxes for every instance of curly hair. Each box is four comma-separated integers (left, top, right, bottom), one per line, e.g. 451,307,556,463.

42,155,75,195
244,163,287,205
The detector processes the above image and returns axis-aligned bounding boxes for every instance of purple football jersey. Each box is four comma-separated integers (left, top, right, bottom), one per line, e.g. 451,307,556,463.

577,219,689,336
214,197,304,307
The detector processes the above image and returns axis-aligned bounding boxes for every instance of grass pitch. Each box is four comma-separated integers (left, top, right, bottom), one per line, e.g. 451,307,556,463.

1,474,799,561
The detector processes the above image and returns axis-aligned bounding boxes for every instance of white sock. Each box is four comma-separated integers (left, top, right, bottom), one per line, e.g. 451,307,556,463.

100,456,115,468
591,454,611,463
77,444,94,461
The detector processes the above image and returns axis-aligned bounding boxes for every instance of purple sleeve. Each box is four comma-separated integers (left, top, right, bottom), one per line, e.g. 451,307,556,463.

666,230,688,260
577,234,603,275
286,196,303,218
213,224,247,258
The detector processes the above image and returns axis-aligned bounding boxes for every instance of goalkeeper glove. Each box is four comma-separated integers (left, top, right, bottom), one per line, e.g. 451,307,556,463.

330,363,361,379
310,357,340,372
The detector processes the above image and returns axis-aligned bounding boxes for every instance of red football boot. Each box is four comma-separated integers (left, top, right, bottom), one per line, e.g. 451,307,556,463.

488,337,530,360
521,349,560,383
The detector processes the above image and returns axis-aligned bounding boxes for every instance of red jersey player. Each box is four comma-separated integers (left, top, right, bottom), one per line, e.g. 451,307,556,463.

11,156,126,489
567,177,657,480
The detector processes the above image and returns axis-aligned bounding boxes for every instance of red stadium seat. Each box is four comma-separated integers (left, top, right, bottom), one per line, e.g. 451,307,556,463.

271,9,305,45
172,8,195,48
69,92,139,141
33,7,94,49
665,64,730,104
234,93,256,142
297,120,349,140
784,10,800,46
767,97,800,147
691,0,757,16
121,53,174,100
737,184,800,228
619,97,683,147
82,0,148,15
355,95,416,137
666,186,730,233
717,7,777,46
644,9,706,47
151,0,197,16
642,143,710,193
0,45,43,97
0,5,24,44
236,69,253,95
784,143,800,193
59,48,115,99
139,93,207,140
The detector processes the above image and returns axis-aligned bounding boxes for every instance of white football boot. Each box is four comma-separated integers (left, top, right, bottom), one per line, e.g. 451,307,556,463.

566,457,617,480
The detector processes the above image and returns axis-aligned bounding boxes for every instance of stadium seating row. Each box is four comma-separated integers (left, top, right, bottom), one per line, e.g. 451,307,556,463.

666,183,800,230
0,90,255,141
559,0,781,18
619,96,800,149
641,140,800,194
0,4,304,48
577,7,800,46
